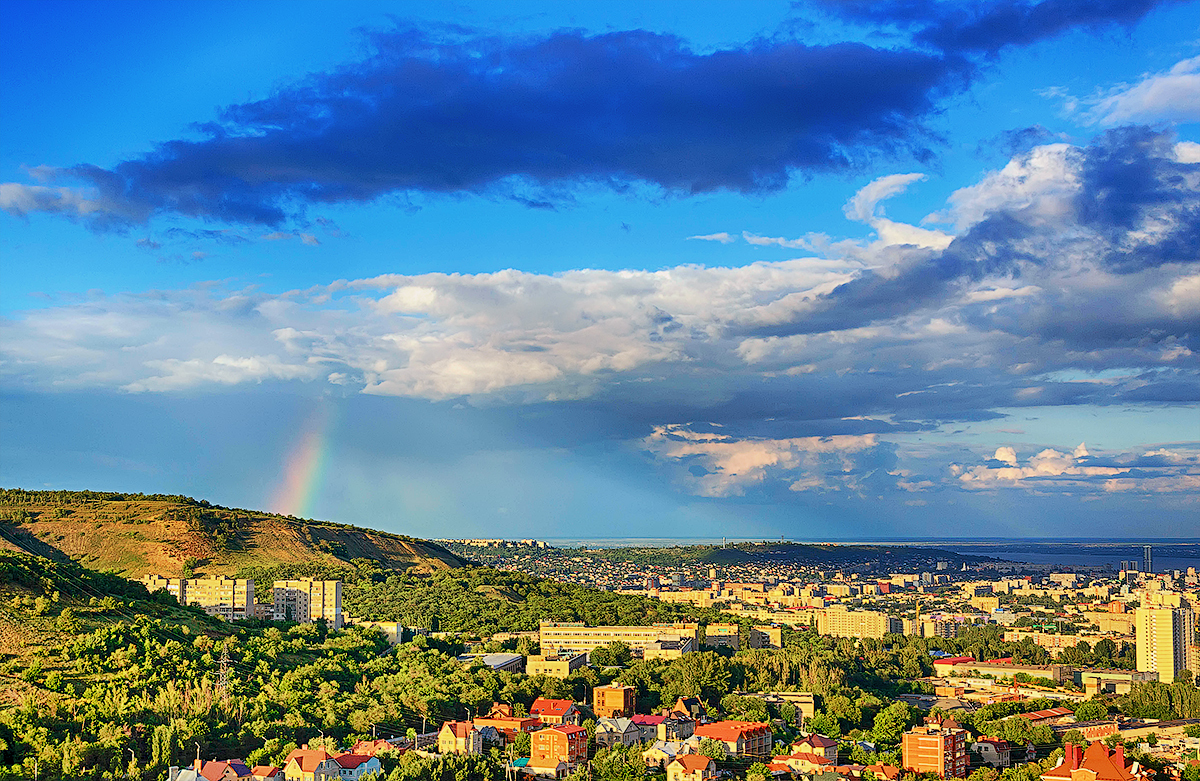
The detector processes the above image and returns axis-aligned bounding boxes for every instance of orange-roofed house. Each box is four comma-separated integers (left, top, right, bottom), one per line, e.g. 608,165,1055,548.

1041,743,1154,781
793,734,839,762
349,740,400,757
282,748,340,781
693,721,773,758
866,764,902,781
251,767,283,781
667,755,717,781
333,754,382,780
438,721,484,756
530,698,582,726
780,751,835,775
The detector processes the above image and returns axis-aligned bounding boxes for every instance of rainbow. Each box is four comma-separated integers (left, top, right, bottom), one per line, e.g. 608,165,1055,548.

270,405,333,519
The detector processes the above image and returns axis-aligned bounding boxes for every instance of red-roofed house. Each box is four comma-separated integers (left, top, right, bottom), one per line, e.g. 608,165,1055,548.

693,721,773,758
1040,743,1153,781
283,748,340,781
438,721,484,756
348,740,399,757
667,755,717,781
332,753,382,780
792,734,839,762
530,698,582,726
251,767,283,781
170,760,254,781
971,738,1011,768
933,657,976,667
1016,708,1074,726
633,714,666,742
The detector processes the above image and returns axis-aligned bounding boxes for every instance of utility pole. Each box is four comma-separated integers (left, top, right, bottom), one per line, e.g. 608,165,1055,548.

218,643,231,708
127,748,135,780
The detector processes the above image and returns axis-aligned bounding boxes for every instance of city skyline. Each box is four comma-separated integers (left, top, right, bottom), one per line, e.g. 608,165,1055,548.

2,0,1198,539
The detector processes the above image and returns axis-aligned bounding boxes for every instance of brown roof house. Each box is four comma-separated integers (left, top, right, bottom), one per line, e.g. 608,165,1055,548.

667,755,718,781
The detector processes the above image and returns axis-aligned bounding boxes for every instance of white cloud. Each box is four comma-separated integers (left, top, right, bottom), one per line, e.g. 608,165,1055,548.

642,424,890,497
938,144,1081,231
687,232,736,243
955,443,1200,495
1090,56,1200,126
844,173,953,250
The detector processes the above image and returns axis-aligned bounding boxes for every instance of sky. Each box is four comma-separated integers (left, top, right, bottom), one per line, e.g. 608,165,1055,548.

1,0,1198,540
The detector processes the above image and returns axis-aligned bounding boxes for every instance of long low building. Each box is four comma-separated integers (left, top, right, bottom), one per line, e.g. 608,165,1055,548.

539,622,699,656
932,657,1072,683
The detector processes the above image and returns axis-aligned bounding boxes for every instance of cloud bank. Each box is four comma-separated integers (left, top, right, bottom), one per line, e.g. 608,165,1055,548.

3,129,1196,500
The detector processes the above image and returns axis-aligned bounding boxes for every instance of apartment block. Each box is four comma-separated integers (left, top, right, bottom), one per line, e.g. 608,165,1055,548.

273,580,343,628
704,623,740,650
186,575,255,621
749,625,783,649
1136,605,1198,683
593,684,636,718
140,574,187,606
527,653,587,678
902,719,968,779
815,606,902,639
539,621,699,656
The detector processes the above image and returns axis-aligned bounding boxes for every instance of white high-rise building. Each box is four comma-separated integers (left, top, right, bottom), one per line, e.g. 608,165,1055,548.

1135,605,1196,682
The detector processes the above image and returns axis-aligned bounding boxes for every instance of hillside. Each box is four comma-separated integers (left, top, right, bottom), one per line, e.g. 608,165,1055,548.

0,488,464,577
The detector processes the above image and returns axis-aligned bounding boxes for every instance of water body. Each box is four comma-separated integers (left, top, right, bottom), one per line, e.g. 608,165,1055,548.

543,537,1200,573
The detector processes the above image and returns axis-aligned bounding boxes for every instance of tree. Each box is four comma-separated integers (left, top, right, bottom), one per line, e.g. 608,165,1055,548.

698,738,728,761
512,731,531,757
968,768,999,781
1061,730,1084,746
746,762,770,781
872,702,913,744
1073,701,1106,721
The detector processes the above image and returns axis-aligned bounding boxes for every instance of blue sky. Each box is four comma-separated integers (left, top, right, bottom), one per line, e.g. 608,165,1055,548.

2,0,1198,539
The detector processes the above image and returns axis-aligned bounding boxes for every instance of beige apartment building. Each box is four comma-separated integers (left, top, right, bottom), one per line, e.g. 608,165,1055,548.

749,625,783,649
539,622,699,656
527,653,587,678
815,606,902,639
705,623,740,650
1135,605,1197,683
273,579,343,628
140,574,187,606
189,575,255,620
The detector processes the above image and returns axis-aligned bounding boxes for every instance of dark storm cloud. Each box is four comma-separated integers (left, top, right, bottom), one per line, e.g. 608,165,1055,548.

9,27,968,228
812,0,1176,56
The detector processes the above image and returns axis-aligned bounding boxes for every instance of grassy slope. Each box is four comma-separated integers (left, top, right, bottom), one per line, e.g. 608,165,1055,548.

0,489,464,578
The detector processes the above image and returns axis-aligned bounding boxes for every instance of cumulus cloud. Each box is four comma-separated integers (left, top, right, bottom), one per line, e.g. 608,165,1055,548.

0,27,968,229
954,442,1200,494
642,424,896,496
1089,56,1200,126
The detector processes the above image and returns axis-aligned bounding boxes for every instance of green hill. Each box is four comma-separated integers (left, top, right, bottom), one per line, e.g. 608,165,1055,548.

0,488,464,578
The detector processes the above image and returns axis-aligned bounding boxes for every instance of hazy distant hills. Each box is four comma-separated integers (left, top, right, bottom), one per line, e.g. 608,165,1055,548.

0,488,464,577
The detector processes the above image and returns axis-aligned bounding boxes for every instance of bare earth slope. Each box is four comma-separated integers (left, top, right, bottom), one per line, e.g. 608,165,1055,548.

0,489,463,577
